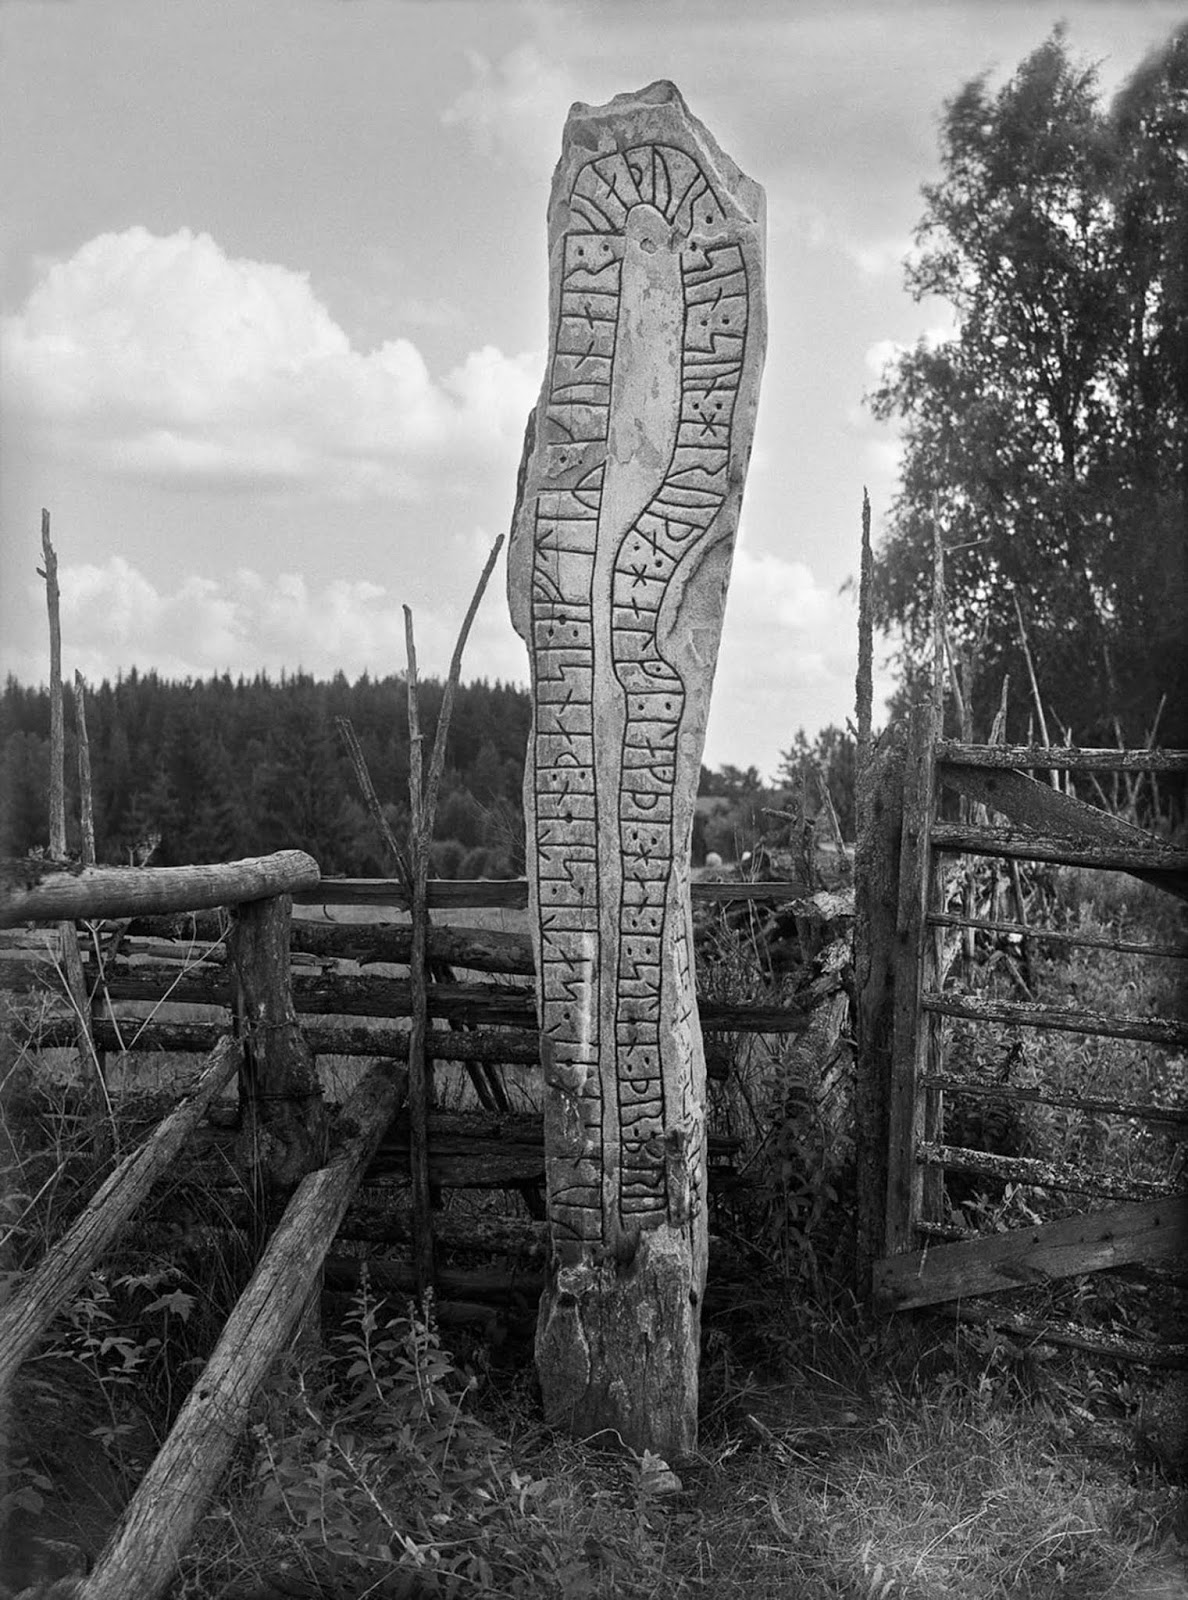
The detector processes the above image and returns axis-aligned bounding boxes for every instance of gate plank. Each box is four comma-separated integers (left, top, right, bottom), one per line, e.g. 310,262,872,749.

930,821,1188,879
884,703,940,1255
874,1197,1188,1311
937,743,1188,772
922,991,1188,1048
934,763,1188,901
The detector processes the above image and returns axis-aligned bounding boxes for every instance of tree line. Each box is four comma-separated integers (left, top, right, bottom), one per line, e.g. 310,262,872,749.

0,670,858,875
0,670,531,877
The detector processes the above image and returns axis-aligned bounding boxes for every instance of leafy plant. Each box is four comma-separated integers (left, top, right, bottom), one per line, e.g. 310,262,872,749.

244,1280,576,1596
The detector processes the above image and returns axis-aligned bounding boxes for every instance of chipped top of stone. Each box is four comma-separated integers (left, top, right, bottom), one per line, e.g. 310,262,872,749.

554,80,764,229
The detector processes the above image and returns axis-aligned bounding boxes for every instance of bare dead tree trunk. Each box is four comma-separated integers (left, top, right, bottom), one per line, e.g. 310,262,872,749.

38,511,99,1114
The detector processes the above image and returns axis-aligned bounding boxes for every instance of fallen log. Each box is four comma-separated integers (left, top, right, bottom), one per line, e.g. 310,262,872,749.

78,1062,409,1600
0,1035,242,1398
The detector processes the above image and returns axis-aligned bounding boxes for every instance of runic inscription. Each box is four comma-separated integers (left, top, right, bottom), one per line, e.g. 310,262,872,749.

508,81,766,1457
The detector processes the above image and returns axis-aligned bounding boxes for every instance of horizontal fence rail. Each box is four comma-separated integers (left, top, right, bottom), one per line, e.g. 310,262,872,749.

925,910,1187,960
918,1074,1188,1127
6,960,811,1037
917,1141,1185,1204
874,1199,1188,1313
921,991,1188,1049
929,822,1188,876
936,742,1188,772
293,876,820,912
0,852,321,928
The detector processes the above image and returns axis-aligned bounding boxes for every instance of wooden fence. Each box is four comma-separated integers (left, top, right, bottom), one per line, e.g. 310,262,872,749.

1,848,847,1596
0,856,834,1332
6,729,1182,1592
856,720,1188,1366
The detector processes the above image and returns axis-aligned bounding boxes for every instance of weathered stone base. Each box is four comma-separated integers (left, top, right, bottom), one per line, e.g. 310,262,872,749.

535,1230,705,1459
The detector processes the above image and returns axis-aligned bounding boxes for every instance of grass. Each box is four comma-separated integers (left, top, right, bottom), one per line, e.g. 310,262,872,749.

155,1286,1184,1600
1,864,1185,1597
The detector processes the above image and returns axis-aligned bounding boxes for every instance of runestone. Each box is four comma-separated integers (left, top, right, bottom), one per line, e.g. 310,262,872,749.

508,80,766,1455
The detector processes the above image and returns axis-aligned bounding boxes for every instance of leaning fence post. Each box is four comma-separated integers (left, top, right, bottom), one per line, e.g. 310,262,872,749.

852,725,905,1291
883,527,946,1256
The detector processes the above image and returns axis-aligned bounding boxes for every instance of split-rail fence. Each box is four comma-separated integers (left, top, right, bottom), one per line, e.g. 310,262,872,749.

0,850,832,1598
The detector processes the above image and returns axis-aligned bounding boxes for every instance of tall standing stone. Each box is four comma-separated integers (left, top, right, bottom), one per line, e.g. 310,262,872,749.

508,81,766,1457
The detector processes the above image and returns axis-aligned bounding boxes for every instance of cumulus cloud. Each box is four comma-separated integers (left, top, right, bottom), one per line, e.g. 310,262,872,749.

706,545,896,775
864,324,955,379
0,543,892,781
0,553,530,691
846,234,914,280
441,43,582,173
0,226,542,497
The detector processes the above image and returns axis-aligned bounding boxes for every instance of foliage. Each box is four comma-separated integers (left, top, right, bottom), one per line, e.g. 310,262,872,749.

777,724,857,841
940,869,1186,1233
200,1282,691,1599
869,23,1188,750
0,668,530,875
690,728,858,865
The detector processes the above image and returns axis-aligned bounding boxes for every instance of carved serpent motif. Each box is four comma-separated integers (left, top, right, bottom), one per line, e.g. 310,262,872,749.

528,142,750,1245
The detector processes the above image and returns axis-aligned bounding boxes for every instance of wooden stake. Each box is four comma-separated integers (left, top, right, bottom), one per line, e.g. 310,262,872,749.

72,670,108,1086
335,715,411,891
930,517,945,723
855,487,874,792
72,671,96,867
403,603,435,1295
1011,588,1059,789
38,512,65,860
402,537,505,1297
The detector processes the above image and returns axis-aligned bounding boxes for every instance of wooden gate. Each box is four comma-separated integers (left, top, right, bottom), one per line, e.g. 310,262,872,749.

869,715,1188,1362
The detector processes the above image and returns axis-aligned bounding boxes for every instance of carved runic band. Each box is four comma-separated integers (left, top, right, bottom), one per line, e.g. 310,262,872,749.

525,140,751,1247
509,81,764,1455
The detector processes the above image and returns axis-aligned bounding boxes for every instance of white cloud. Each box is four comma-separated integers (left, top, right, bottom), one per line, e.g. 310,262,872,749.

0,226,543,497
0,553,529,690
846,235,914,280
706,544,896,776
864,323,956,379
441,43,577,170
0,544,893,783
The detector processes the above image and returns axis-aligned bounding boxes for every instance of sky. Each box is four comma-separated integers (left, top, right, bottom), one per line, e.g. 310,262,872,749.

1,0,1181,780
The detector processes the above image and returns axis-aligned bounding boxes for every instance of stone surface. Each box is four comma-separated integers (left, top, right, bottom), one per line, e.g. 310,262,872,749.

508,81,766,1456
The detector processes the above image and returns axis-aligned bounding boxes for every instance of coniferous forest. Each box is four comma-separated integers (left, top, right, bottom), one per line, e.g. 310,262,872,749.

0,671,861,876
0,671,532,877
